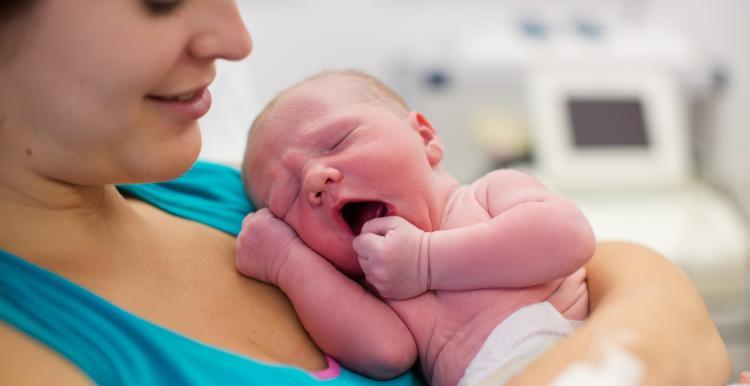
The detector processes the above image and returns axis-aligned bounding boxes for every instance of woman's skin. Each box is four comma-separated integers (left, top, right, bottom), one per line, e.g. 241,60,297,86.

507,242,730,386
0,1,730,385
0,1,325,384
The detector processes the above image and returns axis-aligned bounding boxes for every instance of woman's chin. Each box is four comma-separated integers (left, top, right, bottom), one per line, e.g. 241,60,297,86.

156,130,203,180
124,140,202,184
152,148,201,182
158,160,197,181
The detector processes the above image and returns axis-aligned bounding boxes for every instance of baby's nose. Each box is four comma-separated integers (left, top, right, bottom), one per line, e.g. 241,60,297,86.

303,164,342,205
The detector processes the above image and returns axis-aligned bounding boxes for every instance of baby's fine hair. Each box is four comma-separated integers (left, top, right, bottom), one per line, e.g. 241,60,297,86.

246,69,409,145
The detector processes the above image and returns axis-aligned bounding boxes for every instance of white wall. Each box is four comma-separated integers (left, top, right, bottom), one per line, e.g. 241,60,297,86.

201,0,750,216
643,0,750,217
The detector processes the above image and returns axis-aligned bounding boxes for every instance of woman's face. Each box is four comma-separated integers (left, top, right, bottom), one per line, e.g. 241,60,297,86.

0,0,251,184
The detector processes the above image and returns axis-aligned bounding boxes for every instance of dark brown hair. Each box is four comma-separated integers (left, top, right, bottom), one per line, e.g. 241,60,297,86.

0,0,39,62
0,0,38,21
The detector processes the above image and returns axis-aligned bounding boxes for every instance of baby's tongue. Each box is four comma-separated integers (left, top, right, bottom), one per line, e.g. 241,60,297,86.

352,202,386,235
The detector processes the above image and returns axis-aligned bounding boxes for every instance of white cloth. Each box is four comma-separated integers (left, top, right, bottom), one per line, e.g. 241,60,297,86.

548,346,644,386
457,302,579,386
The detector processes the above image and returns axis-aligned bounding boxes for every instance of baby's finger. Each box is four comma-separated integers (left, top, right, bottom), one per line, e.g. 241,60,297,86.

245,208,274,225
352,232,384,258
254,207,275,219
360,216,405,236
241,211,256,227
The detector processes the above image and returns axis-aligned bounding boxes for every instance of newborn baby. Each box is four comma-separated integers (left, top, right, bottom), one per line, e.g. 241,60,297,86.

236,70,595,386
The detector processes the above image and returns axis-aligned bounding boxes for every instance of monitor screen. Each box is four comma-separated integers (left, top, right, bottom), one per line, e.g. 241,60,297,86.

567,98,649,147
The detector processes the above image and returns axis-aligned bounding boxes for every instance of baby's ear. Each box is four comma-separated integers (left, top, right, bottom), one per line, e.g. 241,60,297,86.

407,111,444,166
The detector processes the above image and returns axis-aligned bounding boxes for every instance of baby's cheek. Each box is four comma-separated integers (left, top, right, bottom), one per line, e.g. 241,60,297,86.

315,236,363,277
331,250,363,278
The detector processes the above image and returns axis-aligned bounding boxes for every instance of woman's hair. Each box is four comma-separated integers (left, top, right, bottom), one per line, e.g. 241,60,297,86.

0,0,38,21
0,0,39,61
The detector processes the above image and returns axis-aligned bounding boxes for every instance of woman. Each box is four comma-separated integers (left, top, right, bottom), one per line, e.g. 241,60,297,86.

0,1,730,385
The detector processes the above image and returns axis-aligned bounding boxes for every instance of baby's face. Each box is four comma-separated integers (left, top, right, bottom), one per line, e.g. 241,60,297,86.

246,81,442,276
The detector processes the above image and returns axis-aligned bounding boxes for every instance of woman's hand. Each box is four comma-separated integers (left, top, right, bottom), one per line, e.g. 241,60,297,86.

507,241,730,386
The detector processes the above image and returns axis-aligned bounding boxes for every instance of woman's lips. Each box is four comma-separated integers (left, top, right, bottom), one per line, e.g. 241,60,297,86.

146,87,212,120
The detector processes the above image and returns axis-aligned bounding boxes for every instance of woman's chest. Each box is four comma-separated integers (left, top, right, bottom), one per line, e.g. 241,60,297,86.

66,213,326,371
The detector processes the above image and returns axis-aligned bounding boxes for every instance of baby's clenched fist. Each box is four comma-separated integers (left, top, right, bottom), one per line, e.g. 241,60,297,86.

235,208,303,286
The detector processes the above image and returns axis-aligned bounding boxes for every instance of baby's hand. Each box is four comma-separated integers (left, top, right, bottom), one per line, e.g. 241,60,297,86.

353,216,431,300
235,208,304,286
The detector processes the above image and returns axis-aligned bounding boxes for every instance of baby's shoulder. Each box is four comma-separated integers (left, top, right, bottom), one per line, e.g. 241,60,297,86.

475,169,540,187
439,184,493,228
468,169,541,198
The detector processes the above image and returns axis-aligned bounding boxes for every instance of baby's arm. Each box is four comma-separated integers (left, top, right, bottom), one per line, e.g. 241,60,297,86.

428,169,595,291
354,170,594,299
235,209,417,379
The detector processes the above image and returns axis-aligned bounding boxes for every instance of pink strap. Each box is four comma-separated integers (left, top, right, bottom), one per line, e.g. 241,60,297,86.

310,355,341,380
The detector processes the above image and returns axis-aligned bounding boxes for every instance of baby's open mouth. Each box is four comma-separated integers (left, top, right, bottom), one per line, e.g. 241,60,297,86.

341,201,388,235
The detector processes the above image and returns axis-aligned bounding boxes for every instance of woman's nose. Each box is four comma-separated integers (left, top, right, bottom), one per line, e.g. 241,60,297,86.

188,1,253,61
303,164,342,206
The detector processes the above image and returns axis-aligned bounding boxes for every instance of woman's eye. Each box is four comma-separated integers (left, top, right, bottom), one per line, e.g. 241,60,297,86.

142,0,184,15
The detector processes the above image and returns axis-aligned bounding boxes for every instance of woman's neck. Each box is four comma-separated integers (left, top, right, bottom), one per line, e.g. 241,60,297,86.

0,167,142,261
0,121,139,222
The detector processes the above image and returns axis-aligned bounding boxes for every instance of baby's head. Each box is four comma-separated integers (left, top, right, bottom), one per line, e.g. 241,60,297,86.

242,69,447,276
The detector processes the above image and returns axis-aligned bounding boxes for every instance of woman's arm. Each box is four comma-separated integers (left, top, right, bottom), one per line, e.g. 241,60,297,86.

507,241,730,386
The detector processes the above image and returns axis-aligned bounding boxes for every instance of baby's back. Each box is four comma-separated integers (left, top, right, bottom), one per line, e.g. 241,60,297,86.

387,183,589,386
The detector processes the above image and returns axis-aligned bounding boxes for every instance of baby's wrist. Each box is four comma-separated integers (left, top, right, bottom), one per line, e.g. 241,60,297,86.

419,231,432,291
275,241,319,289
270,239,303,287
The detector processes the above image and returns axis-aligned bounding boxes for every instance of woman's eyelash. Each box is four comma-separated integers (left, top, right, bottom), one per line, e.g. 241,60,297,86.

143,0,184,15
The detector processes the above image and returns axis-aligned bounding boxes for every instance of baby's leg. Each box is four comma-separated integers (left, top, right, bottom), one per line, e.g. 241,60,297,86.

739,371,750,384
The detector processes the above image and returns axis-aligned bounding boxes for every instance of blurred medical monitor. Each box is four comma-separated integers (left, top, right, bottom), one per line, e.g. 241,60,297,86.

527,69,691,191
568,98,649,147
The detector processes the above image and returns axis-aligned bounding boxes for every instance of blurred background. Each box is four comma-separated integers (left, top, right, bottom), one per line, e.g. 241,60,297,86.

199,0,749,378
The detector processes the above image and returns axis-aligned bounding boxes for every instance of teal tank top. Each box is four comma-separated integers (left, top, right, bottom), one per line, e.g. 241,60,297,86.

0,161,422,386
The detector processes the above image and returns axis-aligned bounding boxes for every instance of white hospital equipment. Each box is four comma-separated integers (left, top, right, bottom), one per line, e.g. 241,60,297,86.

395,16,749,374
524,65,749,294
525,63,750,376
527,69,691,191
